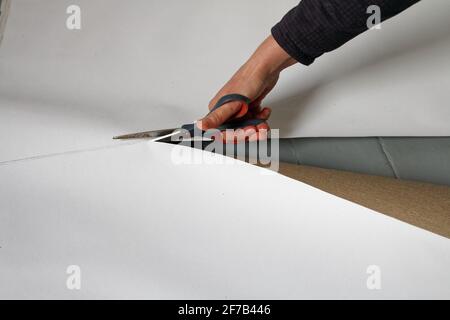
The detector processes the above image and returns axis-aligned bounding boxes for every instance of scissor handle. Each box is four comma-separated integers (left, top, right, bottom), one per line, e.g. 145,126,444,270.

181,93,264,137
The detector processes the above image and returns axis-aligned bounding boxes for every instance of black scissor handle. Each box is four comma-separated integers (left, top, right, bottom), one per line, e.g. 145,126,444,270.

181,94,264,137
209,93,250,113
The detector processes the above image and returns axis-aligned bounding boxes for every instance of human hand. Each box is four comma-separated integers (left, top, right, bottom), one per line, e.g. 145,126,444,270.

198,35,296,143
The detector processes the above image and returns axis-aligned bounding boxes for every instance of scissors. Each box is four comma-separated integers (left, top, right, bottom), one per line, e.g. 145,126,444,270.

113,94,264,142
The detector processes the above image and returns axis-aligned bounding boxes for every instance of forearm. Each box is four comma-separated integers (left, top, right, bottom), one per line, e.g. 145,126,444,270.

272,0,421,65
247,35,297,76
232,35,297,84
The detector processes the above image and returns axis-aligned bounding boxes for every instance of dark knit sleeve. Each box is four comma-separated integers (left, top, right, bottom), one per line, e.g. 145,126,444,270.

271,0,421,65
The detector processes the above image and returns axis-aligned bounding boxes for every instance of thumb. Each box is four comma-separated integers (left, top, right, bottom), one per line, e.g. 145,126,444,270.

197,101,245,130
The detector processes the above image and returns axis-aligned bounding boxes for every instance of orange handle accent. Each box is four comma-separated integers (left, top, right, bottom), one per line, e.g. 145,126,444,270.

235,102,248,118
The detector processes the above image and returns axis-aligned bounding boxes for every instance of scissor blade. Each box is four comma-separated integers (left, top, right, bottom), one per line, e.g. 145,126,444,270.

113,128,179,140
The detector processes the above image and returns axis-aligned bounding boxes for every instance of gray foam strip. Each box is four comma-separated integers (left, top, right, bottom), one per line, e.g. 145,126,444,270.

381,137,450,186
286,137,396,177
277,137,450,186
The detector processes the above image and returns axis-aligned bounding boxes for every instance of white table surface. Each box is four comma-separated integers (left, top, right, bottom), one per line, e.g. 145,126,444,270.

0,142,449,299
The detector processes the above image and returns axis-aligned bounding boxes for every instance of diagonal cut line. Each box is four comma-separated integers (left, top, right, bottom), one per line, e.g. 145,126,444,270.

0,140,148,167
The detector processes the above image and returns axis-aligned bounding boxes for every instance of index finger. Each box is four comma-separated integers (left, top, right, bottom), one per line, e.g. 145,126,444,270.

197,100,245,130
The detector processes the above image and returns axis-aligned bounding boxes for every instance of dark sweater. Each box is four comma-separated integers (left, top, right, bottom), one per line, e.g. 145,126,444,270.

272,0,421,65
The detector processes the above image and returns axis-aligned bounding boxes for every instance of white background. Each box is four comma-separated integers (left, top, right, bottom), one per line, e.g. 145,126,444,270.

0,0,449,162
